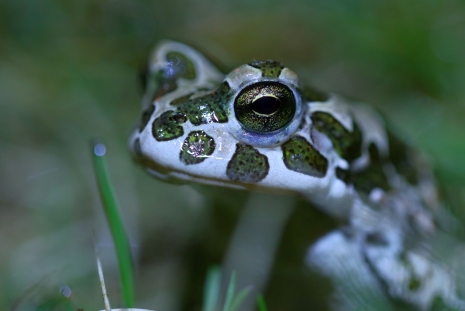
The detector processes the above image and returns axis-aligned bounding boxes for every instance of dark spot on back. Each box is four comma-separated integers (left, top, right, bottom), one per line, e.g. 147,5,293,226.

300,86,329,102
387,130,418,185
350,143,391,193
365,232,389,246
311,112,362,163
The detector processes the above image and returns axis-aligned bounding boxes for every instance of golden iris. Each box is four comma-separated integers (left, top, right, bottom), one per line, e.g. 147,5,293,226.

234,82,296,133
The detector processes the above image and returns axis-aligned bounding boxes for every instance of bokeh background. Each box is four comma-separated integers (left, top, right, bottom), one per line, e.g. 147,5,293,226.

1,0,465,310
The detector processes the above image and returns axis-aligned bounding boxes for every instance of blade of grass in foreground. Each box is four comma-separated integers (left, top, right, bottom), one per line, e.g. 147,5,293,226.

202,268,251,311
222,271,251,311
202,267,221,311
256,295,268,311
92,141,135,308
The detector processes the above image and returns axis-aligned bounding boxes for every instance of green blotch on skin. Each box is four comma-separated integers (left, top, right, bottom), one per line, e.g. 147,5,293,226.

152,110,187,141
139,105,155,132
172,82,231,125
282,136,328,178
311,111,362,163
151,83,231,142
170,93,194,106
145,69,178,104
226,143,269,183
249,60,284,78
387,130,418,185
408,276,421,291
180,131,216,165
166,51,196,80
142,52,197,104
431,296,457,311
300,85,329,102
350,143,391,193
335,167,349,182
398,252,421,292
139,60,174,98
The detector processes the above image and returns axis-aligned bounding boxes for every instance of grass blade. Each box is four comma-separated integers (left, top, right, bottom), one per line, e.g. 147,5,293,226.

227,287,251,311
92,141,135,308
202,267,221,311
256,295,268,311
222,271,236,311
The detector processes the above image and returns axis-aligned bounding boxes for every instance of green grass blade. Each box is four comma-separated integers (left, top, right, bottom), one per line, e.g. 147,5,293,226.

92,141,135,308
227,287,251,311
202,267,221,311
222,271,236,311
256,295,268,311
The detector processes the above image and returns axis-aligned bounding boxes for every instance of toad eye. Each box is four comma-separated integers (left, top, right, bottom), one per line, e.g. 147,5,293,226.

234,82,296,133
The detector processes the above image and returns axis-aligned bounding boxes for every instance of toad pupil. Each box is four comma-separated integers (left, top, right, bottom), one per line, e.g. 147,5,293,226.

251,95,281,116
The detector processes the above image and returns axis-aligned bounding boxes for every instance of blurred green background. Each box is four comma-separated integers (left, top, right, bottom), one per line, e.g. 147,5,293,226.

1,0,465,310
